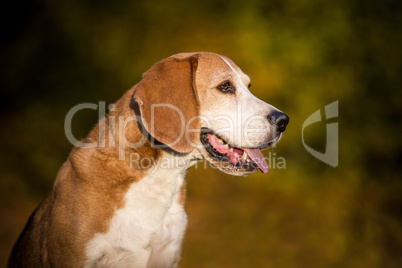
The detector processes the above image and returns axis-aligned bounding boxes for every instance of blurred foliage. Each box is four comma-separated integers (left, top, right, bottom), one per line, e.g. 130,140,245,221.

1,0,402,267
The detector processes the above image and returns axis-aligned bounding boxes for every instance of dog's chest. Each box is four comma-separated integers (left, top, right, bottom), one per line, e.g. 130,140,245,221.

85,168,187,267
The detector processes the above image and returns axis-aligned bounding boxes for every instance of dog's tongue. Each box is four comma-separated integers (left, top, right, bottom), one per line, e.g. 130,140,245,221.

244,148,269,174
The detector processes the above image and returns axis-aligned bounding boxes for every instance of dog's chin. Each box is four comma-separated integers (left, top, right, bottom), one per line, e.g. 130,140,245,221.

198,147,257,176
198,128,280,176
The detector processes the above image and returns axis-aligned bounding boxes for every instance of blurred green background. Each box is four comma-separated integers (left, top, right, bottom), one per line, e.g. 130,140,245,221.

1,0,401,267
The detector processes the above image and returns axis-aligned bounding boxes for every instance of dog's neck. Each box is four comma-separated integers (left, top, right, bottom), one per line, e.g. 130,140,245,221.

70,87,200,187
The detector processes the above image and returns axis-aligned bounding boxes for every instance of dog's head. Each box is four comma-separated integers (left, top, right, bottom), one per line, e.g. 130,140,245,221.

134,52,289,176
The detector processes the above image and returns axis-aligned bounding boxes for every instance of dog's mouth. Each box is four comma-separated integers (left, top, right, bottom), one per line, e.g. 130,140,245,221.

200,128,271,174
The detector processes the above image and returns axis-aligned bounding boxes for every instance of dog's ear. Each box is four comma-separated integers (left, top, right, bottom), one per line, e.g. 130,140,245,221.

133,55,200,153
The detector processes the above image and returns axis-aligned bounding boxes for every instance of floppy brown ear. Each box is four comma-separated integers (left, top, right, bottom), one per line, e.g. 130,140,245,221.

133,55,200,153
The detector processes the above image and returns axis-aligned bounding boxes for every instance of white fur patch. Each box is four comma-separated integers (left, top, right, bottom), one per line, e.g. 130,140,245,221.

85,154,189,268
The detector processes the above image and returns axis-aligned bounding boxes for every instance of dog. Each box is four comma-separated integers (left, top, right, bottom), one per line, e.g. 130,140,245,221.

8,52,289,267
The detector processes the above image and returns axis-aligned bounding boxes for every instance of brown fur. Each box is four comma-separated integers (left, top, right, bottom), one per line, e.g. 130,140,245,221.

134,55,200,153
178,180,187,206
7,53,218,267
7,85,165,267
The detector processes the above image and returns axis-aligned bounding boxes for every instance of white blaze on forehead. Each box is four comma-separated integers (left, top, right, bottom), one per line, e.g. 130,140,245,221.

196,53,281,148
218,54,279,112
212,54,281,148
219,56,238,75
219,56,250,88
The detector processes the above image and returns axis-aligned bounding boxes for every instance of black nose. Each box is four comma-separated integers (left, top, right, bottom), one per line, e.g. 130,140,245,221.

268,111,289,133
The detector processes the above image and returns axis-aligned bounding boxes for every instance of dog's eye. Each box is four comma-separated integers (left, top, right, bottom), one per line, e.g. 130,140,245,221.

217,81,234,93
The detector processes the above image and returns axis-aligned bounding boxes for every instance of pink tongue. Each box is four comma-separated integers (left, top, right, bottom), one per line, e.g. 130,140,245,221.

244,148,269,174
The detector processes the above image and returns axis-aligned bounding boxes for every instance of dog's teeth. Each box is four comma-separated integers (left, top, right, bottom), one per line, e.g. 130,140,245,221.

230,148,233,152
218,139,224,144
242,151,248,160
223,144,229,149
246,159,251,162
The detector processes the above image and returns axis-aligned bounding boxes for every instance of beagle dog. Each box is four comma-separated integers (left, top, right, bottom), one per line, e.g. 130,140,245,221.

8,52,289,267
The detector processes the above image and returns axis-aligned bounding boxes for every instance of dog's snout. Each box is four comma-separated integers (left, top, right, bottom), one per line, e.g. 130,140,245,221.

268,111,289,133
